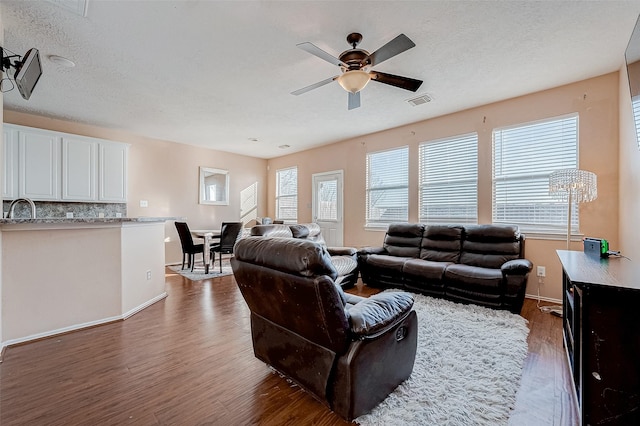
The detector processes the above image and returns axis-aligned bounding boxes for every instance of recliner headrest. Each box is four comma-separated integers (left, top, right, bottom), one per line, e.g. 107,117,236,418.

234,237,338,280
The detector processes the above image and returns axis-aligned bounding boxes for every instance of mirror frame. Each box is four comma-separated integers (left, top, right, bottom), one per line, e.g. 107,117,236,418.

625,15,640,148
199,167,230,205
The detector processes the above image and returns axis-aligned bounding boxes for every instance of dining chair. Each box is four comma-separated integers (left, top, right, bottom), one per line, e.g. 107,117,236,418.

209,222,243,273
174,221,206,272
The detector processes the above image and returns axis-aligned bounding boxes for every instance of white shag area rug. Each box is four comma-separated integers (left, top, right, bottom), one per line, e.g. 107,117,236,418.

167,259,233,281
356,292,530,426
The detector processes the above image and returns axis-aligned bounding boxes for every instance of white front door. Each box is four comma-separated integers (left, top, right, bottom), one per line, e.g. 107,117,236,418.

312,170,344,246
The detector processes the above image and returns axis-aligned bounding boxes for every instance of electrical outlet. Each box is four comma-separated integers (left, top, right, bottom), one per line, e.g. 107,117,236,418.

140,200,148,208
146,270,152,280
537,266,546,277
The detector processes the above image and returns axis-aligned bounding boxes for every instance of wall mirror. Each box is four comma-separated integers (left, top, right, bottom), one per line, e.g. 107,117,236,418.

199,167,229,205
625,15,640,148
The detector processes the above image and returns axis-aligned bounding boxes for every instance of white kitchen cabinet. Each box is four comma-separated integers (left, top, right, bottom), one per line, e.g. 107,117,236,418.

3,128,18,199
19,129,61,201
99,142,128,202
62,137,97,201
3,124,128,203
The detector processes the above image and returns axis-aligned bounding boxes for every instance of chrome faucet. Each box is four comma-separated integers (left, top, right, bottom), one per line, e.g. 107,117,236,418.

7,198,36,219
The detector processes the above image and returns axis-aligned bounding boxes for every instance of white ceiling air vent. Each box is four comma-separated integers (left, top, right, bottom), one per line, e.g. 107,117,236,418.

46,0,88,17
406,93,432,107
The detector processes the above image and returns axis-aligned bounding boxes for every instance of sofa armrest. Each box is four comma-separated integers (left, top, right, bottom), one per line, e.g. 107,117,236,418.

357,246,386,256
501,258,533,275
347,292,414,338
328,246,357,257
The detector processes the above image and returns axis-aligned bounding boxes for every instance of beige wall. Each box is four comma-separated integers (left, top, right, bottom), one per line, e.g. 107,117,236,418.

618,65,640,259
0,11,4,348
3,111,269,264
0,73,623,303
268,73,621,302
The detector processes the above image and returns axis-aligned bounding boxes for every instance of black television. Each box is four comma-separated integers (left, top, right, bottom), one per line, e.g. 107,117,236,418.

13,48,42,100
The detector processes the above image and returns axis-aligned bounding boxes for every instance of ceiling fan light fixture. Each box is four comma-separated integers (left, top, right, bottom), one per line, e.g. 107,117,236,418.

337,70,370,94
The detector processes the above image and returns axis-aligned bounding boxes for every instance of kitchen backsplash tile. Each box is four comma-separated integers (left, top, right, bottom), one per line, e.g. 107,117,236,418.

2,201,127,219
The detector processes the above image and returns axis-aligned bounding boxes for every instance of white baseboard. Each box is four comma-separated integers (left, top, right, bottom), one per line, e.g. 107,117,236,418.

525,293,562,305
1,292,168,358
123,292,167,319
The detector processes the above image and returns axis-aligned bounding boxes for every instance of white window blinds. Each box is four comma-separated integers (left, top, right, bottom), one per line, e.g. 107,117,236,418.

632,96,640,148
276,167,297,221
366,146,409,226
419,133,478,225
492,114,578,233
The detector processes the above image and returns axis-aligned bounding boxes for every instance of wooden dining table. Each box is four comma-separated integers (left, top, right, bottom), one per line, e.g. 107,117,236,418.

191,230,220,274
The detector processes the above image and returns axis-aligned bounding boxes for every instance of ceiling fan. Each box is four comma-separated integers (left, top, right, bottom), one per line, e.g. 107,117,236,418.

291,32,423,110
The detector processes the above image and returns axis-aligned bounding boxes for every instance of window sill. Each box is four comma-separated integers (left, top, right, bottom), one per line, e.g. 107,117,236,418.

364,225,390,232
523,231,584,241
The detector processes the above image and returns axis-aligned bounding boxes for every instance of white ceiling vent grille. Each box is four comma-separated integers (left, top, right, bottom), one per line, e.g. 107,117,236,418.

406,94,432,107
46,0,88,17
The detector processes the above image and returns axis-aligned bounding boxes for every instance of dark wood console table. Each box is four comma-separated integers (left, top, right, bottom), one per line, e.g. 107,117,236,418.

557,250,640,426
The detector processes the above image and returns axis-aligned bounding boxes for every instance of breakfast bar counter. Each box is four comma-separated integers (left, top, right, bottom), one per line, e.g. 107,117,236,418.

1,217,180,348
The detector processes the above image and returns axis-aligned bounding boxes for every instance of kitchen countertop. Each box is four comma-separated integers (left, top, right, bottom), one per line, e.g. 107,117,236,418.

0,217,183,225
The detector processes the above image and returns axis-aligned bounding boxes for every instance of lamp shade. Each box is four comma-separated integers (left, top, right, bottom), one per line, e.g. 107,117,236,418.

337,70,371,94
549,168,598,203
549,168,597,250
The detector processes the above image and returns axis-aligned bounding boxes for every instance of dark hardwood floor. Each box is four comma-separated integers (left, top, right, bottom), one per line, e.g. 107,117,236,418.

0,268,578,425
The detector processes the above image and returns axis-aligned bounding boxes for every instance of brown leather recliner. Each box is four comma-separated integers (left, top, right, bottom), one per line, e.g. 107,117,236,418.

231,237,418,421
250,223,359,288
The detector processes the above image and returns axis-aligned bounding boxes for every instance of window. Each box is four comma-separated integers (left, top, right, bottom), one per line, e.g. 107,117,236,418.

366,146,409,227
633,96,640,148
492,114,578,233
276,167,297,221
419,133,478,225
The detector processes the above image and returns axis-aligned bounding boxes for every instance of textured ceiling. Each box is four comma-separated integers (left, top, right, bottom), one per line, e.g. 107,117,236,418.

2,1,640,159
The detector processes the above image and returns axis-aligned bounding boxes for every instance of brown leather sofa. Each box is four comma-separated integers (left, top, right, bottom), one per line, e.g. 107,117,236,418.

358,223,533,313
231,237,418,421
250,223,359,288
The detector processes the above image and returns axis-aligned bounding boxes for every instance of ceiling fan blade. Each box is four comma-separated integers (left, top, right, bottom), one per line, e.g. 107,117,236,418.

348,91,361,110
364,34,416,67
297,42,348,67
370,71,423,92
291,76,338,96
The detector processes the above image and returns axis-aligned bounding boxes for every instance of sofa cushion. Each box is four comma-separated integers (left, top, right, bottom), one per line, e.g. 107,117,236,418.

289,224,310,239
419,225,464,262
444,264,503,293
331,255,358,277
459,224,521,269
367,254,410,273
383,223,424,258
347,291,414,337
251,224,294,238
403,258,451,281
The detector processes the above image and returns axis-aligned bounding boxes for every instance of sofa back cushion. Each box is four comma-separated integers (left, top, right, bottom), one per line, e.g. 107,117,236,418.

383,223,424,258
297,223,326,246
251,224,293,238
460,224,522,268
289,224,310,239
419,225,464,262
